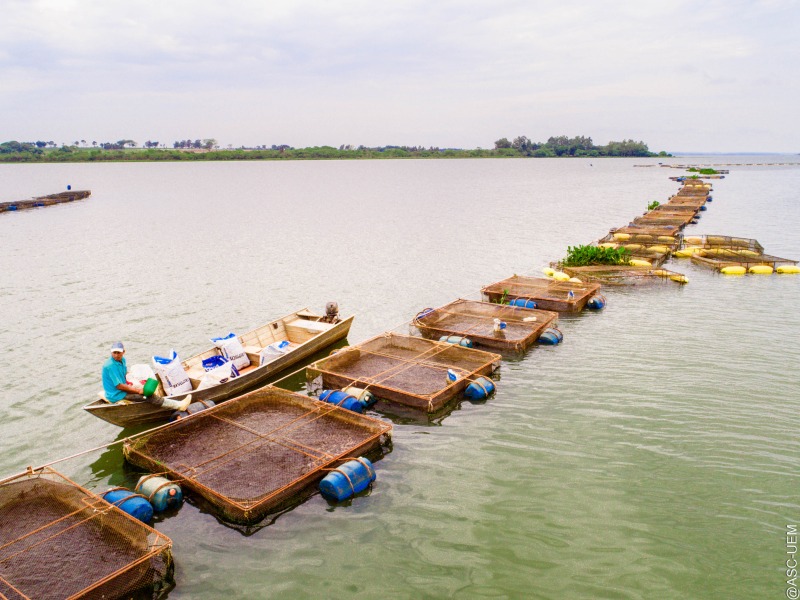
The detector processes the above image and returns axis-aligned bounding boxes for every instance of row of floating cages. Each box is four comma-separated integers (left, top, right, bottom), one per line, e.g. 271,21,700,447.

561,265,688,286
682,235,765,253
412,299,559,351
480,275,602,313
0,191,92,213
599,231,681,249
306,333,501,413
0,467,173,599
123,386,391,526
690,249,798,271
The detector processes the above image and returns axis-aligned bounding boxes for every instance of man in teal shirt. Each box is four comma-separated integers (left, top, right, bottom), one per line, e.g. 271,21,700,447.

102,342,191,411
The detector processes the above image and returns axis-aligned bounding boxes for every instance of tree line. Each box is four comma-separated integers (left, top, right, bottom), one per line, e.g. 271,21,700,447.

493,135,666,157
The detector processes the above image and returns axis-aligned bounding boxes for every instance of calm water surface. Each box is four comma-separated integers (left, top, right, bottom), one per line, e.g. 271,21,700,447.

1,157,799,599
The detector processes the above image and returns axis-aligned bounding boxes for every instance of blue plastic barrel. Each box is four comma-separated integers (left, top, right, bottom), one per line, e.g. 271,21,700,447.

586,295,606,310
508,298,537,309
707,196,713,201
464,376,496,400
319,458,376,501
320,390,364,413
538,328,562,345
102,489,154,523
699,205,707,211
438,335,473,348
171,399,216,421
135,476,183,512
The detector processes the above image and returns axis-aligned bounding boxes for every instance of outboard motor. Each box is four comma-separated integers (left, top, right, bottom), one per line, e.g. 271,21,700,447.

324,301,341,323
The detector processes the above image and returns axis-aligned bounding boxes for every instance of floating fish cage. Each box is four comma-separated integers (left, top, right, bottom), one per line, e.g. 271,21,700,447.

412,299,559,351
561,265,688,286
600,232,681,249
665,196,708,208
610,224,683,237
632,214,696,228
650,204,700,215
306,334,501,413
675,186,711,196
123,387,391,525
682,235,764,253
0,467,173,599
481,275,602,313
690,249,798,271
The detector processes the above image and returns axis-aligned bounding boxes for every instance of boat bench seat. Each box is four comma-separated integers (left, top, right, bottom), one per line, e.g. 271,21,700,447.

285,319,332,333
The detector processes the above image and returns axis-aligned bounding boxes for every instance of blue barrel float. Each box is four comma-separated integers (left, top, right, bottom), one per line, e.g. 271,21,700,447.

343,386,377,408
586,294,606,310
320,390,365,413
699,205,707,211
102,488,154,523
463,376,496,400
319,457,376,502
508,298,537,309
538,327,563,345
438,335,473,348
135,475,183,512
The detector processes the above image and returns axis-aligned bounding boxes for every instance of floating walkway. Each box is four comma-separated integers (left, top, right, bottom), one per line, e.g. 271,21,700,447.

0,190,91,213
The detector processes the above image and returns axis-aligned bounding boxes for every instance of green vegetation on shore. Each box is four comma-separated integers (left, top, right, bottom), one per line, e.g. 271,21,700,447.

0,135,669,163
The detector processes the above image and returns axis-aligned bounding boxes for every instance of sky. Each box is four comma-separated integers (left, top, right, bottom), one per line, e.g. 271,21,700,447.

1,0,799,152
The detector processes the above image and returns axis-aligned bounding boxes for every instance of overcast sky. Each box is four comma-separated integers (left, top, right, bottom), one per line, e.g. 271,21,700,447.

2,0,798,152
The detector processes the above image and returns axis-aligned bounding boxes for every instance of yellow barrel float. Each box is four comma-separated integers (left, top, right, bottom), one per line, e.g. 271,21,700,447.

777,265,800,274
598,242,617,249
649,245,669,253
658,235,676,243
684,236,703,245
748,265,773,275
720,266,746,275
568,277,583,283
629,259,652,267
552,271,571,281
623,244,642,251
670,274,689,284
737,249,760,257
612,233,631,241
542,267,555,277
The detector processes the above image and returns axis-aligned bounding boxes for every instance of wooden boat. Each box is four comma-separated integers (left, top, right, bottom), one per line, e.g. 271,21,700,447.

83,308,354,427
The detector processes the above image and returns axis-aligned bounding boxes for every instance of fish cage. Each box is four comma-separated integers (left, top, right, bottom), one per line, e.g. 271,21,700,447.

665,196,708,208
124,387,391,525
0,467,173,600
481,275,602,313
651,204,699,215
682,235,764,253
306,333,501,413
412,299,559,351
610,224,683,237
632,212,697,228
600,232,681,249
690,249,798,271
561,265,688,286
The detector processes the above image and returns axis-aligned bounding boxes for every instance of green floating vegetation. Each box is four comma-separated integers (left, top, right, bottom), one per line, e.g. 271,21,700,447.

647,200,660,210
687,167,719,175
562,244,631,267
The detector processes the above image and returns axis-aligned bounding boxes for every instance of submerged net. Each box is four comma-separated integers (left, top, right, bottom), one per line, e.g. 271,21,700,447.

412,299,558,350
481,275,601,313
561,265,687,286
124,387,391,525
0,468,172,600
307,334,501,412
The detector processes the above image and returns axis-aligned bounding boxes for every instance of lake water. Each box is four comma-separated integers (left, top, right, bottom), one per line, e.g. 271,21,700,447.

1,157,798,599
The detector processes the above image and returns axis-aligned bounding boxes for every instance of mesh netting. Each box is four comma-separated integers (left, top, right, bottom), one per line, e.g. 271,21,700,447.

633,213,696,227
682,235,765,253
665,196,708,208
561,265,687,286
598,232,681,249
413,299,558,351
691,250,798,270
306,334,501,412
481,275,601,313
611,224,683,236
124,387,391,525
0,468,172,600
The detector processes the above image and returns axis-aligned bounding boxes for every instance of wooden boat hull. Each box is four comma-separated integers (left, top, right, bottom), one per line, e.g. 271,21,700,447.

83,312,353,427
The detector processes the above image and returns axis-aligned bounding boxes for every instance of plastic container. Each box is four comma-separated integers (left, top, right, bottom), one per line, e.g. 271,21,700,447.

343,386,377,408
101,488,153,523
319,458,376,501
538,327,563,345
586,295,606,310
135,475,183,512
170,400,216,421
464,376,496,400
142,378,159,397
319,390,364,413
508,298,537,309
438,335,474,348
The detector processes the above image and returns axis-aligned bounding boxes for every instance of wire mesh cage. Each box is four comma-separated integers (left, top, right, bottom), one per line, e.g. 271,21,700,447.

124,386,391,525
632,212,697,228
664,196,708,208
682,235,765,253
306,333,501,413
690,249,798,270
650,204,699,215
610,224,683,237
481,275,602,313
561,265,688,285
599,232,681,249
0,467,173,600
412,299,559,351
